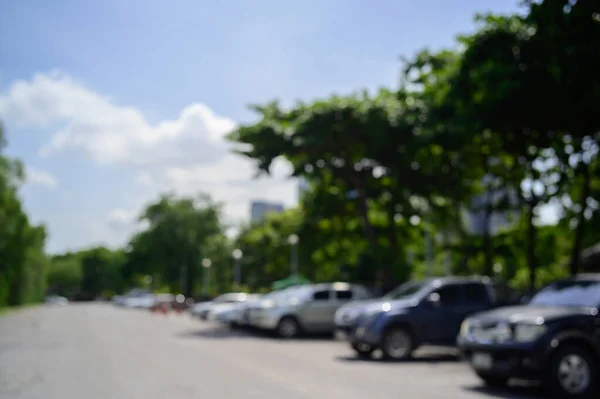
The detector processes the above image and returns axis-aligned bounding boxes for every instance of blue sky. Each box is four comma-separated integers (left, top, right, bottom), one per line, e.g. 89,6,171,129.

1,0,535,253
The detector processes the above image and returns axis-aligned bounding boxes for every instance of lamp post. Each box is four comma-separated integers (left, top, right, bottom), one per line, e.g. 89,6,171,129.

202,258,212,297
232,249,243,289
179,264,187,296
288,234,299,276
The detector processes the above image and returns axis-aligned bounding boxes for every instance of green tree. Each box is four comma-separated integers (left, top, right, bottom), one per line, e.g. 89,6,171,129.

0,122,48,307
125,193,227,296
46,256,82,298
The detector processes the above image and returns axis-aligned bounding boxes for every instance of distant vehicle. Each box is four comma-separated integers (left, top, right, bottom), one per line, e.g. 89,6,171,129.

190,293,248,320
45,295,68,305
458,274,600,398
336,277,500,360
212,294,262,325
112,288,151,306
123,292,157,309
248,282,372,338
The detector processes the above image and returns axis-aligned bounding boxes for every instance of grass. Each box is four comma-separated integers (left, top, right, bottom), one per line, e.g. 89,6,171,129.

0,303,39,317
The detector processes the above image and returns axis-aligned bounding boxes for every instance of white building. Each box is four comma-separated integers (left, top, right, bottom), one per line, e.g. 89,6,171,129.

465,174,519,235
298,177,310,200
250,201,285,222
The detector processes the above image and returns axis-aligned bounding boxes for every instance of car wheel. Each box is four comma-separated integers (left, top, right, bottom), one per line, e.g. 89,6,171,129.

476,372,509,388
381,327,413,360
352,343,375,358
276,317,300,339
546,344,597,399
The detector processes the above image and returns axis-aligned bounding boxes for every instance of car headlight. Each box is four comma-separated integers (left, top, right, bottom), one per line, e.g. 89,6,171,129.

260,300,275,309
514,324,547,343
460,319,471,337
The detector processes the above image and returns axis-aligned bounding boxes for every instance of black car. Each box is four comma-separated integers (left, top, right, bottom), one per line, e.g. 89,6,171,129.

457,274,600,398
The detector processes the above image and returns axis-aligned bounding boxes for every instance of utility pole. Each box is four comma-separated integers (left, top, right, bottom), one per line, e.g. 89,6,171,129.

179,263,187,295
232,249,243,289
288,234,299,276
202,258,212,297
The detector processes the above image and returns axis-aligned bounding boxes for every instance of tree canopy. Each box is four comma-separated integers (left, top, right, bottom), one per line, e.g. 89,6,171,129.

1,0,598,305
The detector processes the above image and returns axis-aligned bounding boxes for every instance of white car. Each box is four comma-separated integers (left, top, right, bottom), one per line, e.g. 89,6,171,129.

124,293,157,309
113,288,151,307
190,292,249,320
45,295,68,305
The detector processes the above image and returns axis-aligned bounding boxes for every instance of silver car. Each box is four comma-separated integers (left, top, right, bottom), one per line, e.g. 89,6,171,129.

248,283,371,338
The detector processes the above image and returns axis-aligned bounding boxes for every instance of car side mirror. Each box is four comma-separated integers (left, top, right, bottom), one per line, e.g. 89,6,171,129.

520,295,531,305
426,292,441,307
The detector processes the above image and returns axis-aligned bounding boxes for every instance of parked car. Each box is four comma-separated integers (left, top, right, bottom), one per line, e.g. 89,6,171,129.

457,274,600,398
123,292,157,309
248,282,372,338
190,292,247,320
113,288,151,306
336,277,499,360
212,294,263,326
45,295,68,305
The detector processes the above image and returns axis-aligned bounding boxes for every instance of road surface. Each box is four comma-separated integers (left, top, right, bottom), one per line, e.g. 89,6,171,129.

0,303,543,399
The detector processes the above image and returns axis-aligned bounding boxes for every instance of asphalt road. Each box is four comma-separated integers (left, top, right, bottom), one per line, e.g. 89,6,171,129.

0,303,545,399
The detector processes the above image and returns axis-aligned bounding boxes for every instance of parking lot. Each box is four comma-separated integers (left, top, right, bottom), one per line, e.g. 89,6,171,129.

0,303,545,399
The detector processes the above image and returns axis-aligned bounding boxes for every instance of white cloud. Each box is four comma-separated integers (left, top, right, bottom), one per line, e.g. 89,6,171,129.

107,208,135,226
0,71,297,250
1,71,236,167
25,166,58,189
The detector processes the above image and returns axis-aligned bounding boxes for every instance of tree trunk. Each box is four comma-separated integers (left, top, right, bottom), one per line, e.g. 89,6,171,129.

569,161,591,275
526,202,538,294
482,195,493,277
386,205,399,252
452,200,470,275
385,204,401,286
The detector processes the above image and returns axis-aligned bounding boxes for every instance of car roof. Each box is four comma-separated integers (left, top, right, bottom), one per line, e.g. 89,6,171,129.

430,276,493,285
304,282,364,291
560,274,600,282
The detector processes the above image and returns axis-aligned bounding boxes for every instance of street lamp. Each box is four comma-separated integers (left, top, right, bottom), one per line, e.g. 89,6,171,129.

202,258,212,297
232,249,243,288
288,234,299,276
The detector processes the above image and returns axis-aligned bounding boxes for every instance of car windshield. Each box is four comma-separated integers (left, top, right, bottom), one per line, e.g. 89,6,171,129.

213,294,239,303
382,281,430,300
529,279,600,308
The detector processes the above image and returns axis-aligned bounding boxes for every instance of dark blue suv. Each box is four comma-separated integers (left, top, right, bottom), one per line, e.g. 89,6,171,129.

335,277,498,360
457,275,600,399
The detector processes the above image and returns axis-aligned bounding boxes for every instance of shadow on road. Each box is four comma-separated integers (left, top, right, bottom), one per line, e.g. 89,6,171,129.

462,383,545,399
176,325,335,342
335,347,461,364
335,353,459,364
177,326,271,340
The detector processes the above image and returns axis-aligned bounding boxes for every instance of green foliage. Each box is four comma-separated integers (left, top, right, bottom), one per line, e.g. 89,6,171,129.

0,123,49,307
226,0,600,293
3,1,600,301
46,257,82,297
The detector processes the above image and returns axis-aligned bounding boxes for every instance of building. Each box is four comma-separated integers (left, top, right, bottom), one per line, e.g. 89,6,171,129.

465,174,519,235
298,177,310,200
250,201,285,222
